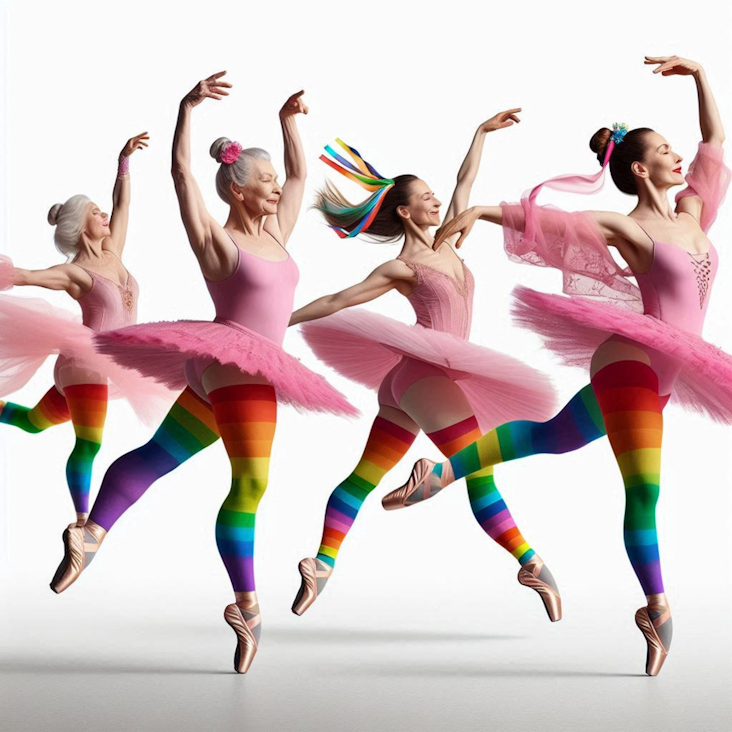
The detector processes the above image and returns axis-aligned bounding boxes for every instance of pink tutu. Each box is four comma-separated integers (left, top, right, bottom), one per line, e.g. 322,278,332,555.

95,319,359,417
0,294,174,425
301,309,558,432
511,285,732,424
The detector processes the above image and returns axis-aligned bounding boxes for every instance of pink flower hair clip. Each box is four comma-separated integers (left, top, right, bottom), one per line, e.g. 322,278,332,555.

221,141,243,165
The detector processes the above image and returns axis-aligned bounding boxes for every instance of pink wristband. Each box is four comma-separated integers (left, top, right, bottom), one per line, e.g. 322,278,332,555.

118,155,130,178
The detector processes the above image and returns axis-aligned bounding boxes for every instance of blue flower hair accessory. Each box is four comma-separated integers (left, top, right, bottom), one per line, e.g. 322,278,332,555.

611,122,629,145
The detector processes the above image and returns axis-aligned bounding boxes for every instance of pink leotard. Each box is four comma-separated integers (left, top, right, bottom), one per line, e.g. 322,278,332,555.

54,264,139,388
183,238,300,398
605,238,717,395
378,252,475,407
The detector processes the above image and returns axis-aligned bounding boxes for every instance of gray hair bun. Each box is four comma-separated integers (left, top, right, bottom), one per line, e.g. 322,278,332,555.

47,203,63,226
210,137,232,163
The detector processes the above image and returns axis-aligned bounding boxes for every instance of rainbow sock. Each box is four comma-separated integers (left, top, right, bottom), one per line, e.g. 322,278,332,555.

210,384,277,593
592,361,666,595
89,387,220,531
316,415,417,568
428,416,535,565
443,385,607,482
0,386,71,433
64,384,108,515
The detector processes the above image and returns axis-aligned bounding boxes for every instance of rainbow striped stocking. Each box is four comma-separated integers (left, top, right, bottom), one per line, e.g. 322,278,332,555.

591,361,666,596
316,415,418,568
210,384,277,593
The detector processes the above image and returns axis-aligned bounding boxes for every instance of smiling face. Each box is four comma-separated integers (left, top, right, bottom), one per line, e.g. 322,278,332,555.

233,158,282,216
83,202,111,239
633,131,685,190
398,178,442,228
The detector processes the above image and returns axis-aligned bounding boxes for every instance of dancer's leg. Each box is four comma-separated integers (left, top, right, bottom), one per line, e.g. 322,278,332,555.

292,403,419,615
316,407,419,568
50,387,221,593
0,386,71,433
202,364,279,673
397,374,562,620
64,384,108,524
591,359,671,675
396,373,537,562
384,384,606,507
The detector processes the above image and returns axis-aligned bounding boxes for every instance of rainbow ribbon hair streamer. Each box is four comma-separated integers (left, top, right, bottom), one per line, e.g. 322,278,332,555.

320,139,395,238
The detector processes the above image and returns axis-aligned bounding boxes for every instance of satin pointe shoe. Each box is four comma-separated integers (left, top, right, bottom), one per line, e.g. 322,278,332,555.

292,557,334,616
50,520,106,594
635,605,672,676
382,458,454,511
517,555,562,622
224,603,261,674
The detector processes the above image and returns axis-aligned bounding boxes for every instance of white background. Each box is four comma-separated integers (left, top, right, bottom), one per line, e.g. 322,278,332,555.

1,1,731,730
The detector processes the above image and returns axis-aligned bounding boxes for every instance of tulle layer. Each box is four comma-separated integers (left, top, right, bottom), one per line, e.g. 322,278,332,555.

95,319,358,417
501,202,642,309
511,285,732,424
675,142,731,233
0,294,173,425
0,255,14,291
301,309,558,432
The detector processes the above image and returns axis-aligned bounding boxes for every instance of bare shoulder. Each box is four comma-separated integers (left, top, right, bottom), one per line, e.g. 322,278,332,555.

379,258,417,281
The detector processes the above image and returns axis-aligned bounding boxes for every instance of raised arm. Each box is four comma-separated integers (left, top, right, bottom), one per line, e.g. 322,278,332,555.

645,57,728,230
105,132,150,257
443,109,522,225
290,260,413,326
171,72,232,261
265,91,309,247
646,56,725,146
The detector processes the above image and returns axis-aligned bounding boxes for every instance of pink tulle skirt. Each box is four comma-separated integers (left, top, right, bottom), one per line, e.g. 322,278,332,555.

0,295,174,425
95,318,358,417
300,309,558,432
511,285,732,424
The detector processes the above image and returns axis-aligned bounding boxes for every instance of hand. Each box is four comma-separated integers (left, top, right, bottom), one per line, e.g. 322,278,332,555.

645,55,702,77
480,108,521,133
280,90,309,119
433,206,482,250
182,71,232,108
120,132,149,158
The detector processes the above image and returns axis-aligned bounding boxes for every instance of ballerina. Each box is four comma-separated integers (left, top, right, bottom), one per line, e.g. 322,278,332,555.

48,73,357,674
382,56,730,676
290,112,560,619
0,132,165,526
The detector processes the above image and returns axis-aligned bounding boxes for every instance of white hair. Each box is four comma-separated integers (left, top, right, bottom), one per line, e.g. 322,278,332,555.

47,194,92,258
209,137,271,204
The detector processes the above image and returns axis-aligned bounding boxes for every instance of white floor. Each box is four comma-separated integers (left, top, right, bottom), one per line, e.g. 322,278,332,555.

1,563,730,732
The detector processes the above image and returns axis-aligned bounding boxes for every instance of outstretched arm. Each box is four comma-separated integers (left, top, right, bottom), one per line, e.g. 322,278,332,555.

434,204,651,271
10,263,91,299
106,132,150,257
290,260,413,326
265,91,309,246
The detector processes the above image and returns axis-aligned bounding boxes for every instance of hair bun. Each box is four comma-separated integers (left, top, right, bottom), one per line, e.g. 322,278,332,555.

589,128,612,166
47,203,63,226
210,137,232,163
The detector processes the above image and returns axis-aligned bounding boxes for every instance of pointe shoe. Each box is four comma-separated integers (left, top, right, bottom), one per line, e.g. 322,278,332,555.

517,556,562,622
382,458,453,511
292,558,334,616
635,606,672,676
50,521,105,594
74,513,89,528
224,604,261,674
